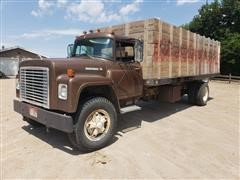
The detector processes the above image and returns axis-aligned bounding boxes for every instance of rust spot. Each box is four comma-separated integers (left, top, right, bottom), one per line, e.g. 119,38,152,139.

160,39,170,61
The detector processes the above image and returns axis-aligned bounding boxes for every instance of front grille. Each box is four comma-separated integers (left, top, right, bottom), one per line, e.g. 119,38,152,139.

20,67,49,108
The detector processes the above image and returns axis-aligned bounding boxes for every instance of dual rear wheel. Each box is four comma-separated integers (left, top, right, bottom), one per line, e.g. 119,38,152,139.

188,82,209,106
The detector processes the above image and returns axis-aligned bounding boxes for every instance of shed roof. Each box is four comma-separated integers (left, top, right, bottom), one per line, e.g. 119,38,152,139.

0,46,46,59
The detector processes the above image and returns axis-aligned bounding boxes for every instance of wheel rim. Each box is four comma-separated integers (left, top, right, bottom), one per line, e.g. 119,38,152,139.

84,109,111,141
202,86,209,102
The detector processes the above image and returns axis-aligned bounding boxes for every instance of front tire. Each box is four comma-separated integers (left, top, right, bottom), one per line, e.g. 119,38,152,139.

70,97,117,152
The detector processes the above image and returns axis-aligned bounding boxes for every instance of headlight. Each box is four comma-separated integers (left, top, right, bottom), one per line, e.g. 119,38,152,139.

58,84,68,100
16,79,20,90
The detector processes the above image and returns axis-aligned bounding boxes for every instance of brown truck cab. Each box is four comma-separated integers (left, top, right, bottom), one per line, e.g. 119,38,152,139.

14,32,212,152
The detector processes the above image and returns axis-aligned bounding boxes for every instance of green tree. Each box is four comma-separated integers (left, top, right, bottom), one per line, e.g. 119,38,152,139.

183,0,240,75
221,33,240,75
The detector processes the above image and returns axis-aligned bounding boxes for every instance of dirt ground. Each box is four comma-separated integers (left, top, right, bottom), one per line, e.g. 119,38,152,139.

0,79,239,179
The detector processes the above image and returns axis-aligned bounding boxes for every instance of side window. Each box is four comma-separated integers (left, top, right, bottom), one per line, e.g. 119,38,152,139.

76,46,81,55
116,41,134,62
134,40,143,62
101,48,112,58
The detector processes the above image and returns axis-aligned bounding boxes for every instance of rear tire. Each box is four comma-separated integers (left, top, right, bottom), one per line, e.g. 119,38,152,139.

70,97,117,152
195,83,209,106
188,84,197,104
187,82,209,106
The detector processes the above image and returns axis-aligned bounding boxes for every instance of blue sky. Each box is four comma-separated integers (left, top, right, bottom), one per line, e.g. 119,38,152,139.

1,0,212,58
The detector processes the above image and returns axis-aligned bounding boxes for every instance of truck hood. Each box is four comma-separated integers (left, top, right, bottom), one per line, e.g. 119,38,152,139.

19,57,109,113
19,57,107,76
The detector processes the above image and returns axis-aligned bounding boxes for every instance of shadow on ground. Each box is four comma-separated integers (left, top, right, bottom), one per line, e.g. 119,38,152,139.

21,96,213,155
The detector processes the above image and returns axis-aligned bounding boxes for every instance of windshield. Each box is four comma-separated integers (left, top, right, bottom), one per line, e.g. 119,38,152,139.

72,37,113,60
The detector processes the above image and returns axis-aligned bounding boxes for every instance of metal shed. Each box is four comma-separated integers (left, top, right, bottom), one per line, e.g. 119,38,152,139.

0,46,46,77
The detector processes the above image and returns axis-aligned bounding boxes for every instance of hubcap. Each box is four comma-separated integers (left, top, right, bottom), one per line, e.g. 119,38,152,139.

202,86,209,102
84,109,111,141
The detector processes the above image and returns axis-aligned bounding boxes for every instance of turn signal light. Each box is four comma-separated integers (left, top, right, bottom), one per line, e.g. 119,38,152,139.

67,68,75,77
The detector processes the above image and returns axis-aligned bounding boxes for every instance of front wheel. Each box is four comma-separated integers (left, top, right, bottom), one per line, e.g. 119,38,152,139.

69,97,117,152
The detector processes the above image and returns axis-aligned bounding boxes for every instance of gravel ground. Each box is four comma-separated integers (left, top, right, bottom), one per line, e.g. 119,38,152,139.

1,79,239,179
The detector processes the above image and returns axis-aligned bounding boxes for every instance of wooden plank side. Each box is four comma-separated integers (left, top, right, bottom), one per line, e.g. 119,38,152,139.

159,21,171,78
198,35,204,75
142,20,153,79
150,19,162,79
128,20,145,34
147,31,159,44
203,37,208,74
95,18,220,80
193,33,197,76
217,41,221,74
147,18,159,31
178,28,182,76
98,26,113,33
169,25,173,78
208,39,213,74
128,32,144,40
188,31,195,76
171,26,180,78
157,20,162,79
215,41,219,73
186,30,190,76
180,29,188,76
195,34,199,75
148,20,160,79
112,24,125,35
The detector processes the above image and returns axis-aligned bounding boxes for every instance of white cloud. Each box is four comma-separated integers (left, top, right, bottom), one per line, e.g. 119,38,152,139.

38,0,53,10
31,0,143,23
31,10,39,17
66,0,143,23
31,0,68,17
13,29,83,39
65,0,122,23
57,0,68,7
177,0,199,5
119,0,143,16
66,0,105,22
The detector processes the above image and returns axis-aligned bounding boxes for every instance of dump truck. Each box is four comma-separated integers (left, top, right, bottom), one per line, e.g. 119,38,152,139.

14,18,220,152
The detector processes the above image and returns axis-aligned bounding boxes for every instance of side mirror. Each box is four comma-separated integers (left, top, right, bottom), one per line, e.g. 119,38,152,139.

67,44,74,58
134,40,143,62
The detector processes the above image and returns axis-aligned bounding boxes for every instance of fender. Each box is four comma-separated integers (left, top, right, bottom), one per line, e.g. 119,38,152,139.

68,74,119,113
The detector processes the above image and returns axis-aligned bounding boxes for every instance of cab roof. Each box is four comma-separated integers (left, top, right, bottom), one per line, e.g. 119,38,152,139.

75,32,136,42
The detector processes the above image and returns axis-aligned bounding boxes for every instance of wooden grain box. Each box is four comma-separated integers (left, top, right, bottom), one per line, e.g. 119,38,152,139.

96,18,220,80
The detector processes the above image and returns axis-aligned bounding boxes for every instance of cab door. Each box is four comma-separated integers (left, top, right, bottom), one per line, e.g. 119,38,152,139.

107,40,143,100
